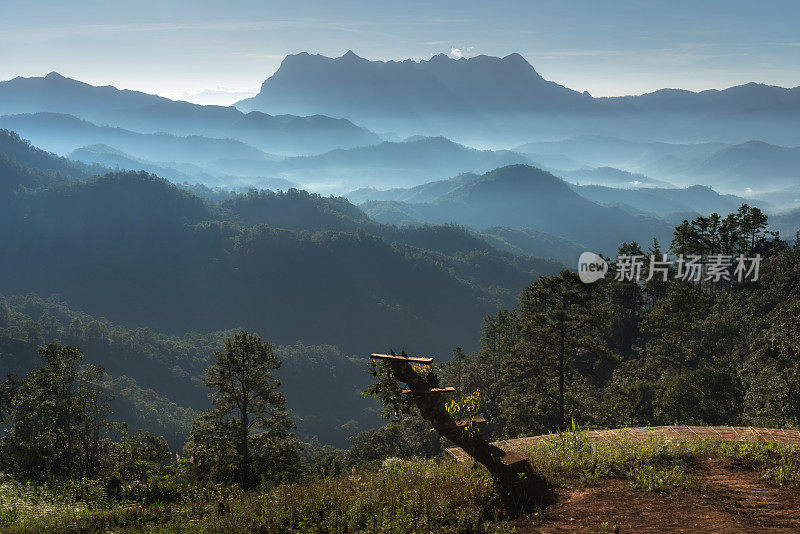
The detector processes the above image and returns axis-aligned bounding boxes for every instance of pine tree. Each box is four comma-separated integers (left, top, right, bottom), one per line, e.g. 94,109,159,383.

502,271,613,433
186,331,300,488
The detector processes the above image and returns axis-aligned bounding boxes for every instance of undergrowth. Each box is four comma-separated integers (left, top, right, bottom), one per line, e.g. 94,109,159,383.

2,436,800,533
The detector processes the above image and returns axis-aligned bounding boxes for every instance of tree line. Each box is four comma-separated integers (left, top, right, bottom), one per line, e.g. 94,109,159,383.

2,203,798,494
0,331,305,496
443,205,798,437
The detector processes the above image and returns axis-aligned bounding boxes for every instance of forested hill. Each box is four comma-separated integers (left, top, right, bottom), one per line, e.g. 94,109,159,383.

0,131,561,356
361,164,674,254
0,293,376,448
0,129,103,192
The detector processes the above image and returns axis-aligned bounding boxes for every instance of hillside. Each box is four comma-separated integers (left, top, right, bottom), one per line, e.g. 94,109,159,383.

210,136,532,193
68,143,297,190
606,82,800,115
360,165,673,254
678,141,800,190
0,128,102,179
768,207,800,239
0,135,559,356
516,135,800,195
0,112,272,164
346,172,480,204
479,226,587,265
572,184,756,217
0,172,485,354
103,101,382,155
0,294,378,448
557,166,673,188
515,136,728,173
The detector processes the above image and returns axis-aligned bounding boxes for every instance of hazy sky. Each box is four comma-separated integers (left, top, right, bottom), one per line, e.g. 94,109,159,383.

2,0,798,104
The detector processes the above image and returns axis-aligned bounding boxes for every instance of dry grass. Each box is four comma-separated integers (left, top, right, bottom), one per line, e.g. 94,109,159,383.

4,433,800,533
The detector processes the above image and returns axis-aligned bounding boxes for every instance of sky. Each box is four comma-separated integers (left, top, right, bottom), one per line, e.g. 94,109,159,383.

1,0,798,104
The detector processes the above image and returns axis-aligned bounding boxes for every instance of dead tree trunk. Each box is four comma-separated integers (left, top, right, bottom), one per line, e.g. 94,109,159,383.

371,351,550,512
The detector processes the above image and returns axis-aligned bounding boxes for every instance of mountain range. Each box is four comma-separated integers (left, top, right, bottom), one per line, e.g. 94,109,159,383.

68,144,297,190
237,51,592,139
202,136,533,193
0,129,562,358
0,72,381,155
0,112,271,163
571,184,761,220
237,52,800,145
515,135,800,198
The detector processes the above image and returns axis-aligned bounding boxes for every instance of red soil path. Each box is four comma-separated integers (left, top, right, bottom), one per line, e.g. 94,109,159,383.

445,426,800,532
519,457,800,533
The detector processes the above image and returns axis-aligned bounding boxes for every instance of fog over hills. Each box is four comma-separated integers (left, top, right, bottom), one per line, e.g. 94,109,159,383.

68,144,298,191
0,112,272,163
515,135,800,198
3,58,797,199
1,45,799,468
675,141,800,190
514,136,729,171
571,184,763,218
360,164,673,255
0,131,565,359
206,136,533,193
0,72,382,155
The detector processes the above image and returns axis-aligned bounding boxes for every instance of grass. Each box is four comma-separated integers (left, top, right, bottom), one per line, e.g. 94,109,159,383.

0,459,514,533
519,431,701,491
3,436,800,532
517,429,800,493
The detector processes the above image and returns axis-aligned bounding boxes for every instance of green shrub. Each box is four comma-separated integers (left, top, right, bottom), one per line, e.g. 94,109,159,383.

0,507,19,527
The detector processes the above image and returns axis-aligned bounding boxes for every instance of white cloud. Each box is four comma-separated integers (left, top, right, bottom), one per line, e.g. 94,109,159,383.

450,46,473,58
176,86,259,106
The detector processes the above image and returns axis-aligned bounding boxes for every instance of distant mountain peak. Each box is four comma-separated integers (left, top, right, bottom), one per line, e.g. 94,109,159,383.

447,164,573,202
45,71,66,80
237,51,582,128
339,50,362,61
501,52,530,66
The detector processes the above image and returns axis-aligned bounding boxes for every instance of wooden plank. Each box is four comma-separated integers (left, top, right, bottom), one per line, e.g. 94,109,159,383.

500,451,528,467
370,353,433,364
402,387,455,394
444,447,471,461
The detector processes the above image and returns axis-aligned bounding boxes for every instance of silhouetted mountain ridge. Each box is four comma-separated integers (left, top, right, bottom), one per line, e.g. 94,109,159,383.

0,72,382,155
0,113,272,163
237,51,800,144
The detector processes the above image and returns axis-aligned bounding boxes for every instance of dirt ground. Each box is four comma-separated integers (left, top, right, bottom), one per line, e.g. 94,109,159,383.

517,457,800,533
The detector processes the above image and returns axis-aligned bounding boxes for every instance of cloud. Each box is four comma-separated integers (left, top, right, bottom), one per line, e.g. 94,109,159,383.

178,86,259,106
450,46,473,58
